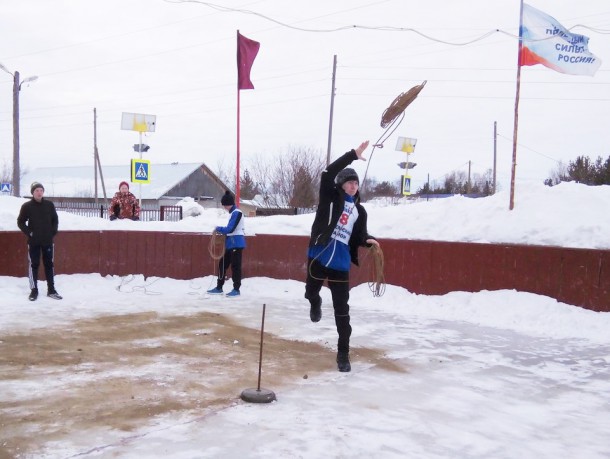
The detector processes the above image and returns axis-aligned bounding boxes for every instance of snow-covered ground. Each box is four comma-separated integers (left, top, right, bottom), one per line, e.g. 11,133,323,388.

0,182,609,458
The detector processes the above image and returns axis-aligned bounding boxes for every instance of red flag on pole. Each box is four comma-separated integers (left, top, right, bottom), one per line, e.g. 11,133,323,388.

237,32,260,90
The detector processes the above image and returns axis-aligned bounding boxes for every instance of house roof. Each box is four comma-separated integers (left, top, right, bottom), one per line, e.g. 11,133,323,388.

21,163,210,199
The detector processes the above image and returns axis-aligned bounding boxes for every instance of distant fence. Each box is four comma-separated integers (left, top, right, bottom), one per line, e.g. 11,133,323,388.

255,207,297,217
0,231,608,312
54,203,183,222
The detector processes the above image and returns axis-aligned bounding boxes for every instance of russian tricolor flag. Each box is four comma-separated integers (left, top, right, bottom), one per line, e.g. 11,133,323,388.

520,4,601,76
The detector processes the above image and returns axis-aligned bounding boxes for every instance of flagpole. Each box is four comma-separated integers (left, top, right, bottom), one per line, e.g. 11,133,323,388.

236,30,241,206
509,0,526,210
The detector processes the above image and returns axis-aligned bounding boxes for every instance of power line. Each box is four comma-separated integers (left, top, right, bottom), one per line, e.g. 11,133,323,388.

165,0,610,41
496,133,563,164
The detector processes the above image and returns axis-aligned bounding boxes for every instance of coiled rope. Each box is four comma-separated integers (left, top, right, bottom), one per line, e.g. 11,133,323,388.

367,244,386,297
308,243,386,297
208,231,226,261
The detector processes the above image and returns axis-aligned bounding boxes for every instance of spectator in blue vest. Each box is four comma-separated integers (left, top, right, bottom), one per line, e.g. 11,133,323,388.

207,191,246,297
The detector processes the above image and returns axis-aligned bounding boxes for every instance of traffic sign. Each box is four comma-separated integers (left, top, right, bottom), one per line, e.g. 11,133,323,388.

401,175,411,196
131,159,151,184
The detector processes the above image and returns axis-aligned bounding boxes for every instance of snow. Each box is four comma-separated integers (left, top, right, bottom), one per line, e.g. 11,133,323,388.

2,181,610,249
1,182,609,458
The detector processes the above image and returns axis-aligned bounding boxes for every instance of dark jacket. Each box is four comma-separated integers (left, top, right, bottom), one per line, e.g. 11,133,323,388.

17,198,59,245
308,149,374,266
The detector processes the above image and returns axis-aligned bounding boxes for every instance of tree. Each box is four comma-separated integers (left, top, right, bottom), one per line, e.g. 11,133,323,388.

545,155,610,186
567,156,594,184
416,168,494,196
290,164,318,207
359,177,377,201
0,160,11,184
370,180,399,198
595,156,610,185
273,146,324,208
239,169,259,200
245,146,325,208
215,157,236,191
418,182,431,194
544,161,569,186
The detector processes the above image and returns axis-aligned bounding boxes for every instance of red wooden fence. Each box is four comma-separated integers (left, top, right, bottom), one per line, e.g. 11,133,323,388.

1,231,608,312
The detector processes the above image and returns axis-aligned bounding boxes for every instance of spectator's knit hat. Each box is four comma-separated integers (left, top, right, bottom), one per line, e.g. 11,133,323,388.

119,181,129,190
30,182,44,194
221,190,235,206
336,168,359,186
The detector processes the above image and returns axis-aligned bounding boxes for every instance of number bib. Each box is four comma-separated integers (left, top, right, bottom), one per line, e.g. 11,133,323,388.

331,200,358,245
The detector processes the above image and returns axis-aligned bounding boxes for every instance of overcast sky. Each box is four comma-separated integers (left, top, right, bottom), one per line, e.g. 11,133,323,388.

0,0,608,192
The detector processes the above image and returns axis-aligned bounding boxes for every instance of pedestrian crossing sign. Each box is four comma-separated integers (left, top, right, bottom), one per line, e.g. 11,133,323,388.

401,174,411,196
131,159,151,184
0,183,11,193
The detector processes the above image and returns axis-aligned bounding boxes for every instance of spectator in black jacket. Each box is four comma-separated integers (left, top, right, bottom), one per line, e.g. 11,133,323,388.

305,141,379,372
16,182,62,301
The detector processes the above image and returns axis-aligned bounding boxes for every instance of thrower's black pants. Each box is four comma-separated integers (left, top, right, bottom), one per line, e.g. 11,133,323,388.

216,248,243,291
28,243,55,291
305,258,352,353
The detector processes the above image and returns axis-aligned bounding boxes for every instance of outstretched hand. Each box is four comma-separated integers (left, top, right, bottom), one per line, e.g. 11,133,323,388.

355,140,370,161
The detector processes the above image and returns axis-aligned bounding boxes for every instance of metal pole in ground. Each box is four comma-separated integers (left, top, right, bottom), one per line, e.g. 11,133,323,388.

240,303,276,403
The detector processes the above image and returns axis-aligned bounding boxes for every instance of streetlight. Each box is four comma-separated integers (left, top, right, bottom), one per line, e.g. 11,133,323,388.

0,62,38,197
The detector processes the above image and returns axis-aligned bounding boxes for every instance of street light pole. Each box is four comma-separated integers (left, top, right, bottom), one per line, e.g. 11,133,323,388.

1,63,37,197
12,71,20,197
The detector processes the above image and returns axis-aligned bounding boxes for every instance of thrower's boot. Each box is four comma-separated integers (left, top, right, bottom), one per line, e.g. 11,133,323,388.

28,288,39,301
335,314,352,372
336,352,351,372
309,295,322,323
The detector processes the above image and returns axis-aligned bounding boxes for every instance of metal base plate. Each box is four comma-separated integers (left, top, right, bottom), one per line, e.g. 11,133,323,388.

240,388,276,403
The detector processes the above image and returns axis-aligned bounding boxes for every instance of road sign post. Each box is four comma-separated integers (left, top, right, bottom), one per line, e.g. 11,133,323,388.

121,112,156,206
396,137,417,196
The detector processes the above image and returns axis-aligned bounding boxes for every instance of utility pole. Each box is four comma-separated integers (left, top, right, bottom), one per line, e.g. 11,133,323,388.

94,108,98,207
0,63,37,197
12,71,20,197
493,121,498,194
326,55,337,166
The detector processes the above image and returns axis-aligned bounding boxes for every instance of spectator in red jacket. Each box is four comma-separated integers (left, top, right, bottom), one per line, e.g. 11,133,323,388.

109,181,140,221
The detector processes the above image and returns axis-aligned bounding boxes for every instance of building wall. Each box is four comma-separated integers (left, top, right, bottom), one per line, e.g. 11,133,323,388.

1,231,608,312
167,167,227,201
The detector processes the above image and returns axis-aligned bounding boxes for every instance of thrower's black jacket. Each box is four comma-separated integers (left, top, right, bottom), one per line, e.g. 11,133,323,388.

17,198,59,245
308,149,374,266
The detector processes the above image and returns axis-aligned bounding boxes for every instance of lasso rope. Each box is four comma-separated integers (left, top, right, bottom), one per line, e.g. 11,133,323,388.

115,274,162,295
208,231,226,261
308,246,350,283
367,244,386,297
361,81,427,193
308,243,386,297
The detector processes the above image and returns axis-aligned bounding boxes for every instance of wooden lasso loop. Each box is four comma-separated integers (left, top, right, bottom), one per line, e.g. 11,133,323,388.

380,80,427,128
208,231,226,261
362,81,427,194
